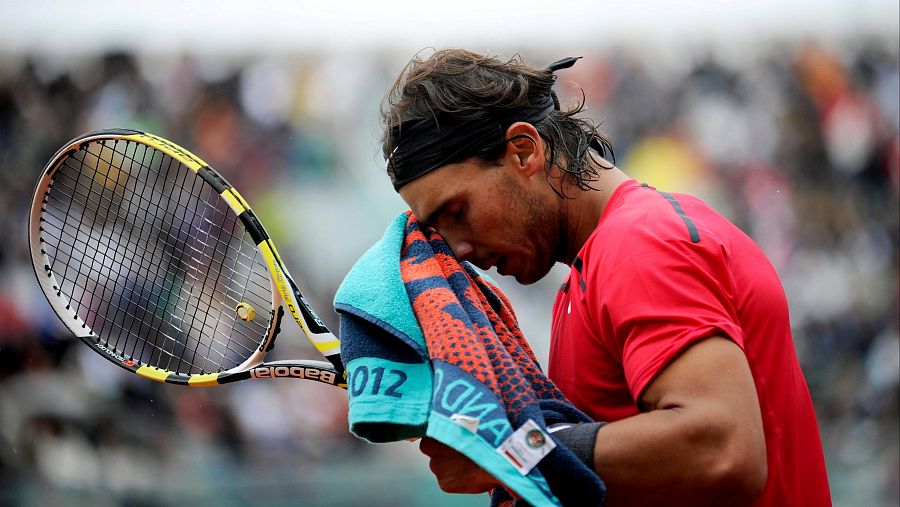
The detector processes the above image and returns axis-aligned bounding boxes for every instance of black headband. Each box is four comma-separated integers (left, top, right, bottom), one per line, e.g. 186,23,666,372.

387,56,582,191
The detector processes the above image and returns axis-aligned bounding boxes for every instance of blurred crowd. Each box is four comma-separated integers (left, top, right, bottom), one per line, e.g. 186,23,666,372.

0,37,897,506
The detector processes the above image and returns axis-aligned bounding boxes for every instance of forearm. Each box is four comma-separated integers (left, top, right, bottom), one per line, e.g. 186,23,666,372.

591,406,764,507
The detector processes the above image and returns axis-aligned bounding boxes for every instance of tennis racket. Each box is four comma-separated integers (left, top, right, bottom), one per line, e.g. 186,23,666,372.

29,128,346,389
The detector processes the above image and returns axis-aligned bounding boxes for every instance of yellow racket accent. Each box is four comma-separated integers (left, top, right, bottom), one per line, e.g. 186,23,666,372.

259,241,301,320
188,373,222,386
230,189,252,210
221,188,249,215
136,365,172,382
122,133,206,171
316,339,342,353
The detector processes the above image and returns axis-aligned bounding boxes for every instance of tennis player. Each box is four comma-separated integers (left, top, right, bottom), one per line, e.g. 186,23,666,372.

381,49,831,506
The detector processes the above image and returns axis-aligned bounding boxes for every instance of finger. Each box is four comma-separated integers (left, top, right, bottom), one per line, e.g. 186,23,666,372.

419,437,440,457
420,437,455,458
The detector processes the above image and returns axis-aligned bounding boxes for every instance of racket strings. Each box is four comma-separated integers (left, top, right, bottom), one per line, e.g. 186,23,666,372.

88,141,264,368
42,181,266,371
45,142,214,369
110,140,270,372
42,187,266,347
44,176,271,303
40,139,273,375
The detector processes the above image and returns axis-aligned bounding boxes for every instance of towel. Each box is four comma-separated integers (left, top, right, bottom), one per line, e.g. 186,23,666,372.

334,211,606,507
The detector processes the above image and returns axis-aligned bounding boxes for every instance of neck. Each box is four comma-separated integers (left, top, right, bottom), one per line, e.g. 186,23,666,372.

558,163,631,265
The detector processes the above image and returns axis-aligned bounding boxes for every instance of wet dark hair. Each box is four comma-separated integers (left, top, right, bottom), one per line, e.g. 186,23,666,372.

381,49,614,196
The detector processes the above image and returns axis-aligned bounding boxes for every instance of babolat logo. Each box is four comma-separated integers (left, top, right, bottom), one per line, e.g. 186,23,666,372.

271,267,298,318
95,342,125,361
250,365,337,384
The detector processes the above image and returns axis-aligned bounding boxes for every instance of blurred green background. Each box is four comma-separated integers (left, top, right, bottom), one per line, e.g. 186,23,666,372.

0,1,897,506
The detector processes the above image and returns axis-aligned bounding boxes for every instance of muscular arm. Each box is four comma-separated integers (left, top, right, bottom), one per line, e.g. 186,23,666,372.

593,336,767,506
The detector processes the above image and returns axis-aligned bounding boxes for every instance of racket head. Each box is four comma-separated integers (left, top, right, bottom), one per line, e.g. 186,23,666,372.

29,129,340,387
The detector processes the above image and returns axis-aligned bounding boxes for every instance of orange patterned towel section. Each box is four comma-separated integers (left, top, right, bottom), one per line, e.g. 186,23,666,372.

399,211,566,419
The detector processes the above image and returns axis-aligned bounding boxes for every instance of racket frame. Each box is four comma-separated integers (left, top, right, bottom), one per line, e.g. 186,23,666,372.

29,129,346,388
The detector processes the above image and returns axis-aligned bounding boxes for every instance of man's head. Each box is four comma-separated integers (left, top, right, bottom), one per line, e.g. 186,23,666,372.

381,49,613,284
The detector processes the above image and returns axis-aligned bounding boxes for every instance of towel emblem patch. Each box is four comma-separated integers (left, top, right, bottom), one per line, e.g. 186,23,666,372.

497,419,556,475
526,429,546,448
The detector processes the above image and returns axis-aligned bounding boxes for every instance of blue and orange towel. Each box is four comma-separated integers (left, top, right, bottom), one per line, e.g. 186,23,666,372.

334,211,605,507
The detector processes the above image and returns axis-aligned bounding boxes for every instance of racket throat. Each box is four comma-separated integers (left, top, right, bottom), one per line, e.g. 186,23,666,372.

261,306,286,352
260,305,345,379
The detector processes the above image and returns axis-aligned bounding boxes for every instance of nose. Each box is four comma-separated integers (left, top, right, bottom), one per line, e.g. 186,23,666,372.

447,239,474,261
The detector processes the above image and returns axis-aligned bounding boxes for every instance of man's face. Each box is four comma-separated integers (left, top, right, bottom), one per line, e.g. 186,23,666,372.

399,158,560,285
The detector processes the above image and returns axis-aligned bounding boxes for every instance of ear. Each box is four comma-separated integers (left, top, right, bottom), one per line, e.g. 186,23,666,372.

503,122,544,178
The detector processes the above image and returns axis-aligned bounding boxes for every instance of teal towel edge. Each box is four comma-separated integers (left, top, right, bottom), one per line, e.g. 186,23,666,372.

346,356,433,443
334,212,425,353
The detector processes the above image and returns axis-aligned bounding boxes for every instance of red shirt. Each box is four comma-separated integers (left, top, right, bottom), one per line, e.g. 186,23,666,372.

549,180,831,506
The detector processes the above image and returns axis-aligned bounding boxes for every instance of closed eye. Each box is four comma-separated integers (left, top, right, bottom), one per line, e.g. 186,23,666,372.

424,199,465,231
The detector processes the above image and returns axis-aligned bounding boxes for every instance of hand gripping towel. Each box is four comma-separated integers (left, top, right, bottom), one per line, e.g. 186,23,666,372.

334,211,605,507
